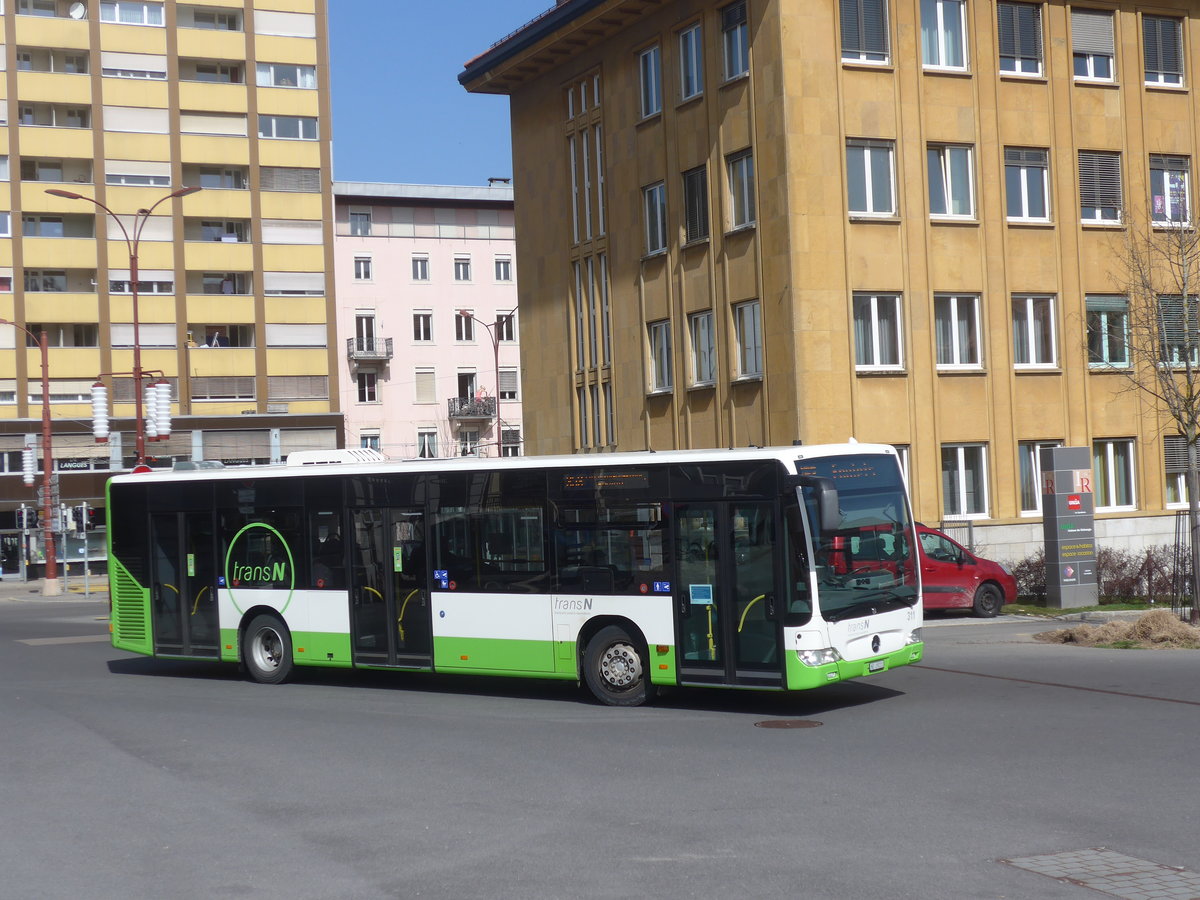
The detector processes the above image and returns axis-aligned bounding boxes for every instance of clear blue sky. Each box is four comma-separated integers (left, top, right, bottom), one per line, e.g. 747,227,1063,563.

329,1,552,187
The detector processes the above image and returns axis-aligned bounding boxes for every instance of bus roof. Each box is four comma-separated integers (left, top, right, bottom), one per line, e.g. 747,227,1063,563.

107,442,899,486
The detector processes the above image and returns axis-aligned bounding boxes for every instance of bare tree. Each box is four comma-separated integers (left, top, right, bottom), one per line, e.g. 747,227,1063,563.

1108,202,1200,619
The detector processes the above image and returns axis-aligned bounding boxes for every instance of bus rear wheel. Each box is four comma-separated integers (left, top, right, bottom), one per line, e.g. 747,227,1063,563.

243,614,293,684
583,625,650,707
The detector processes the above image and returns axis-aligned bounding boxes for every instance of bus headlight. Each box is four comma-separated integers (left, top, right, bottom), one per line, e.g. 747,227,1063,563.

906,629,922,645
797,647,841,667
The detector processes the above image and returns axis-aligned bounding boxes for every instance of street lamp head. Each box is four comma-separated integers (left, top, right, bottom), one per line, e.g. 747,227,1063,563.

170,186,203,199
45,188,85,200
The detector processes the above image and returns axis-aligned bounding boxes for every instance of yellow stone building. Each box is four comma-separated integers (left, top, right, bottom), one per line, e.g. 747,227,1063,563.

463,0,1200,556
0,0,339,556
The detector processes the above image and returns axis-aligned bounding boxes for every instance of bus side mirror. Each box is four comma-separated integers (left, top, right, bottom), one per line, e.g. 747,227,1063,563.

788,475,840,536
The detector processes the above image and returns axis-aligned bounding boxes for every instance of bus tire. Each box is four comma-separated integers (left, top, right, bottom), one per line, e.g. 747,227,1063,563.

972,584,1003,619
243,614,293,684
583,625,649,707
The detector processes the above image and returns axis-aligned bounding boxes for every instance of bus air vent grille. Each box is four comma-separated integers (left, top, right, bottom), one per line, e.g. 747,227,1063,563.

111,567,147,643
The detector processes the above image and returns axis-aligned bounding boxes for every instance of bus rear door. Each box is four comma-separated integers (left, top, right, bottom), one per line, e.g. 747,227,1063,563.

149,511,220,658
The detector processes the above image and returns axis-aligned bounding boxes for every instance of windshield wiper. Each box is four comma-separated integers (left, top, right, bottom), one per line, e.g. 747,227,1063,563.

823,594,914,623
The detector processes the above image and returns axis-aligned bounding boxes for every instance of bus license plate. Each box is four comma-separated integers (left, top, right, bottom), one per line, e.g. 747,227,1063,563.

868,660,885,673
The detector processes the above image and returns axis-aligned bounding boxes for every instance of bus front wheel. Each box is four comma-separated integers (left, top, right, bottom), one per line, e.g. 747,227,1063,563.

583,625,650,707
243,614,294,684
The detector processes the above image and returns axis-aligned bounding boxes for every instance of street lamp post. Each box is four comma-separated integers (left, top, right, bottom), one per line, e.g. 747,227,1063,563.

0,320,59,596
459,310,511,457
46,186,201,465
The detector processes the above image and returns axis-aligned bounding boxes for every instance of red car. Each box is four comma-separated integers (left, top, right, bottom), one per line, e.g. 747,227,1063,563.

916,524,1017,617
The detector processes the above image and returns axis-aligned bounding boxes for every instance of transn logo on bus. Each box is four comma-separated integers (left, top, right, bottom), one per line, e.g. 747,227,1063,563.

224,522,296,615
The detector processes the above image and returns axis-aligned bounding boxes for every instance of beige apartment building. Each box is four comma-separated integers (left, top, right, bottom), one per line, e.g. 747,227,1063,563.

0,0,339,566
463,0,1200,556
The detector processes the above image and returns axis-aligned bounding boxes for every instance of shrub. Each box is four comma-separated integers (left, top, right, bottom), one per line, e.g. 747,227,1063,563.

1005,543,1191,603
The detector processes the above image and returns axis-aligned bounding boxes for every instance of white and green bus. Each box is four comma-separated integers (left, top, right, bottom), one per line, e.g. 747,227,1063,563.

107,444,923,705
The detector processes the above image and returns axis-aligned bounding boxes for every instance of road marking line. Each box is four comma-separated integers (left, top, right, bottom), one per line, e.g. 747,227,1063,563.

18,635,111,646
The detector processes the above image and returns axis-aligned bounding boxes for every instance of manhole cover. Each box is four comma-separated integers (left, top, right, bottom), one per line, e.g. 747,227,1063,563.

754,719,822,729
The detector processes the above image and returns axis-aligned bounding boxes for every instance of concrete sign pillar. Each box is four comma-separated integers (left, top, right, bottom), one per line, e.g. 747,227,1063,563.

1040,446,1099,608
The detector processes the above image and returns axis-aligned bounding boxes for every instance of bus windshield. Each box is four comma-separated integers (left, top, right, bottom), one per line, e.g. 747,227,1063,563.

795,454,918,621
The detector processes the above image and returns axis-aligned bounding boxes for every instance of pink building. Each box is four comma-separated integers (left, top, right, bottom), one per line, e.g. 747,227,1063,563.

334,182,522,458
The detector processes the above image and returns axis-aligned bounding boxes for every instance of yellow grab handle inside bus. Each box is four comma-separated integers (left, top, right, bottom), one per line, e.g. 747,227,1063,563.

738,594,766,633
191,584,209,616
397,589,418,641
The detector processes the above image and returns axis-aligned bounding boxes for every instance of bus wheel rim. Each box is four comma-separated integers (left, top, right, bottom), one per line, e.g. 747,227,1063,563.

599,642,641,690
253,628,282,670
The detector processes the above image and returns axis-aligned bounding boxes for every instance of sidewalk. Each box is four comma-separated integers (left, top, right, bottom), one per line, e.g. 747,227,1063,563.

0,576,109,601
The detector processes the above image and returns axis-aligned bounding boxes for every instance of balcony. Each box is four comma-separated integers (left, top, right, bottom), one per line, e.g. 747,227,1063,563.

448,395,496,421
346,336,393,363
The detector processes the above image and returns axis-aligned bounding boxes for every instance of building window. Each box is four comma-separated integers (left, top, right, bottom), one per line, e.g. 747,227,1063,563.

1011,295,1056,368
846,139,895,216
603,382,615,445
100,1,164,25
1144,15,1184,87
501,428,521,458
639,45,662,118
1164,435,1190,506
349,209,372,236
494,257,513,282
1072,8,1114,80
454,257,471,282
417,429,438,458
997,2,1043,75
258,115,318,140
577,385,589,447
942,443,988,518
499,368,519,401
734,300,763,378
934,294,981,369
356,372,378,404
360,432,380,452
1150,155,1190,225
455,311,475,342
568,136,579,244
679,23,703,101
841,0,890,64
413,312,432,342
1086,295,1129,368
643,182,668,255
599,254,612,364
497,312,517,342
458,430,480,457
683,166,709,243
353,255,372,281
595,126,607,237
256,62,316,89
689,310,716,385
414,368,435,404
853,293,903,370
927,144,974,218
921,0,966,69
1093,439,1135,509
1157,295,1199,366
1018,440,1061,513
727,150,756,230
412,255,429,281
649,320,673,391
1004,147,1049,221
1079,151,1122,223
722,1,749,80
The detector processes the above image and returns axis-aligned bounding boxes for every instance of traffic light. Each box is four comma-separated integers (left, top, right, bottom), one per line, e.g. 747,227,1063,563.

15,507,37,530
72,505,97,532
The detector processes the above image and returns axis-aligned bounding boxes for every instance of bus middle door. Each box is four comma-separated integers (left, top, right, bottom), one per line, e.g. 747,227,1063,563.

350,508,432,668
674,501,783,688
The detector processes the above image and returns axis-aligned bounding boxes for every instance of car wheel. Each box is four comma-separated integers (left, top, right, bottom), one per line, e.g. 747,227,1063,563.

972,584,1003,619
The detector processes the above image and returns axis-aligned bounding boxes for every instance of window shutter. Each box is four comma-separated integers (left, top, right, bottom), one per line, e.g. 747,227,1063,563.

1165,435,1191,474
107,159,171,179
1078,151,1122,209
1071,9,1113,56
190,377,256,401
841,0,887,56
1005,147,1047,166
262,272,325,295
264,324,327,346
1145,16,1183,78
103,106,168,133
1086,295,1126,313
260,166,320,192
100,51,167,75
683,167,708,242
268,376,328,400
179,112,247,136
1151,154,1190,173
280,428,337,455
203,430,271,459
723,2,746,30
253,10,316,36
499,369,519,395
415,369,435,404
999,2,1041,60
260,219,323,244
111,323,176,347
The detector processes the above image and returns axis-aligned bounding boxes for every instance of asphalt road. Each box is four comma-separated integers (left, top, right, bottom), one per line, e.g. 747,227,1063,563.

1,597,1196,899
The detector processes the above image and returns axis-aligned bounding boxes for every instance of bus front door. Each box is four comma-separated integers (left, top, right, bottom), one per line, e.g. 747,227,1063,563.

149,512,219,658
674,502,782,688
350,508,432,668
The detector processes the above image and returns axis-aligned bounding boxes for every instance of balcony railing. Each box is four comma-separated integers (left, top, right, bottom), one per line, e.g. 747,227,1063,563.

346,336,393,362
448,395,496,420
